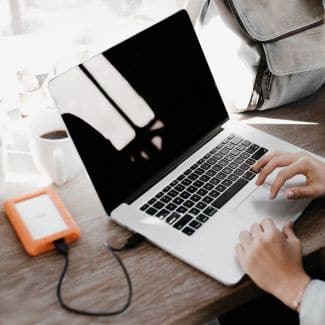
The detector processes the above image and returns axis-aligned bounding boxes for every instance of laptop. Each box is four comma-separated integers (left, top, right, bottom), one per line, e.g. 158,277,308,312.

49,10,313,285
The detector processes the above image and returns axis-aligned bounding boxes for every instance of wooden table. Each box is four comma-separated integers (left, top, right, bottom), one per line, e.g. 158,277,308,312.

1,85,325,324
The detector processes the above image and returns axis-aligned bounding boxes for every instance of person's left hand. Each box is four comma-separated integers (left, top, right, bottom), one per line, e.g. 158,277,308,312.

235,219,311,310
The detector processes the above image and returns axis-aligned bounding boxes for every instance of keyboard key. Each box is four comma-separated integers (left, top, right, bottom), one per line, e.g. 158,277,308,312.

225,154,235,161
166,212,182,224
219,148,230,155
210,177,221,185
246,144,260,154
184,169,192,175
231,149,240,156
213,153,222,160
227,134,235,139
194,168,205,175
251,147,268,160
230,137,242,145
168,190,178,197
239,152,250,159
206,170,217,177
189,208,200,216
140,204,149,211
203,183,214,191
240,163,250,170
221,138,229,144
190,194,201,202
197,158,205,164
223,167,232,174
187,186,197,193
243,171,256,180
219,159,228,166
184,200,195,208
236,144,246,151
147,207,158,215
173,214,193,229
156,209,169,219
189,220,202,229
203,196,214,204
181,179,192,186
210,148,218,154
234,169,245,176
156,192,164,198
225,143,235,150
242,140,251,146
216,184,226,192
153,201,164,210
172,179,179,186
173,197,184,205
199,175,209,182
161,195,172,203
201,163,210,170
196,202,207,210
212,178,248,209
216,172,227,180
197,214,209,223
190,163,199,170
193,180,204,188
203,153,212,159
166,203,177,211
222,179,232,187
176,206,188,214
234,157,244,164
180,191,191,199
246,158,256,165
229,162,239,169
212,164,223,172
207,157,218,165
229,174,239,181
148,198,156,205
197,189,208,196
177,174,185,181
203,206,217,217
182,227,195,236
175,184,185,192
189,173,199,181
209,190,220,198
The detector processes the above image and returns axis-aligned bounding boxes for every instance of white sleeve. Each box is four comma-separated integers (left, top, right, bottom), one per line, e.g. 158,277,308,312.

300,280,325,325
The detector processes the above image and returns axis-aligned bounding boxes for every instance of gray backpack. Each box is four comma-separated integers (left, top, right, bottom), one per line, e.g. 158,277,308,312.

195,0,325,112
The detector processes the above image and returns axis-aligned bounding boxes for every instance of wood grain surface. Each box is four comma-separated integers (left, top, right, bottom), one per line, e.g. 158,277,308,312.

1,90,324,324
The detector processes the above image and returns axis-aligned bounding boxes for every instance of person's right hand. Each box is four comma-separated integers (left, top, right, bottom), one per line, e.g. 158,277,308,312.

251,151,325,200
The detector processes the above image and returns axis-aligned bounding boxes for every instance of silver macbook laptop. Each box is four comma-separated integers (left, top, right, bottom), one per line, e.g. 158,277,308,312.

49,10,314,284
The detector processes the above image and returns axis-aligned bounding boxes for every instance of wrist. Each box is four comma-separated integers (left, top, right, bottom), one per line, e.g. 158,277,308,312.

274,272,311,310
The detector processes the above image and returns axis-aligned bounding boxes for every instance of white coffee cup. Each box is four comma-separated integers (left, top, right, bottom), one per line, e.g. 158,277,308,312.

28,110,81,186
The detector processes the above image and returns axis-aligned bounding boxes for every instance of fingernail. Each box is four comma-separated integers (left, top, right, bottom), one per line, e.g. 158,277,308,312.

269,193,274,199
286,190,294,199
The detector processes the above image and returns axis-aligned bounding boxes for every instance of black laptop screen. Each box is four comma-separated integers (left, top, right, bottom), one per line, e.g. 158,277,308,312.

50,11,228,213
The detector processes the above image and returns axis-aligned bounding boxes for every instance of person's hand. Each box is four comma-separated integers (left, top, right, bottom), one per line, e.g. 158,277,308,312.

251,151,325,200
235,219,311,310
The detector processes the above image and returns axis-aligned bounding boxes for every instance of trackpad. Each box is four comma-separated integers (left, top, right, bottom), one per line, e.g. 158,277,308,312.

233,184,310,229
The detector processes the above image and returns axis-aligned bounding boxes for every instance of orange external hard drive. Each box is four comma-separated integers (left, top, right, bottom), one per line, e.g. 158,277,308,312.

3,187,80,256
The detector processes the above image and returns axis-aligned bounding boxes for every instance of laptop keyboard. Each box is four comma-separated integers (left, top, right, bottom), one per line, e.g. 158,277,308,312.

140,134,268,236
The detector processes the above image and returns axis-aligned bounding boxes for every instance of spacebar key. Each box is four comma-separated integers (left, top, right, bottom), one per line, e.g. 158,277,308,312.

212,178,248,209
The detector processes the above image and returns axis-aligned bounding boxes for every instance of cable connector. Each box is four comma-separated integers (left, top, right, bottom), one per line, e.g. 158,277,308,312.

110,233,145,252
54,238,69,256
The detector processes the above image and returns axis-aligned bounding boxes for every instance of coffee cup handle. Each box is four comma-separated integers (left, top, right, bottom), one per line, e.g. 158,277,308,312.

53,148,65,186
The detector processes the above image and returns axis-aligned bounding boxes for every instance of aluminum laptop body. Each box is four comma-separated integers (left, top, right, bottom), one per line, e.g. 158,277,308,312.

49,10,313,284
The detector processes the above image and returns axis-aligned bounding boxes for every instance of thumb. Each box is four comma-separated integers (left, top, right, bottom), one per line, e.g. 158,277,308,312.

286,186,314,200
283,222,298,241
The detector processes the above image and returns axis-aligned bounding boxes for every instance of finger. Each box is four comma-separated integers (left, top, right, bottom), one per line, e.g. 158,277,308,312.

261,218,276,234
283,222,298,242
250,223,263,240
239,230,252,249
270,160,309,199
235,243,245,265
286,186,315,200
252,152,281,172
256,154,297,186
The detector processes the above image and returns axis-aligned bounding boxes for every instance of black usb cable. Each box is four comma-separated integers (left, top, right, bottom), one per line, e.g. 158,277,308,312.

53,233,144,317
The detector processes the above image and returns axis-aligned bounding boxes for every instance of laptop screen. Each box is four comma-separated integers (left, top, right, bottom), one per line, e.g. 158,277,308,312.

49,10,228,213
